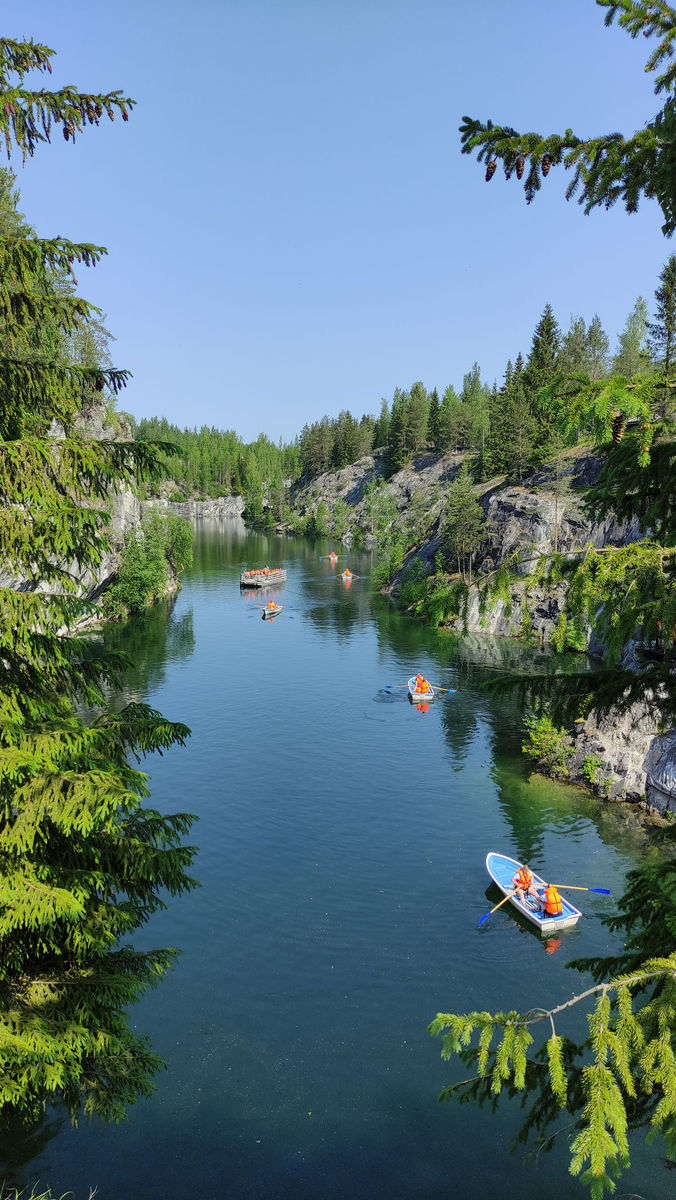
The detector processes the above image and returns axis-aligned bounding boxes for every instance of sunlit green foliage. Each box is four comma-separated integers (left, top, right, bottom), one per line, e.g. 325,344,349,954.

459,2,676,236
104,510,193,616
0,39,198,1127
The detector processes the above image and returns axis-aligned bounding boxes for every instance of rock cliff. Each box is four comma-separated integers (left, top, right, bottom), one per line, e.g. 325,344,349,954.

285,447,674,813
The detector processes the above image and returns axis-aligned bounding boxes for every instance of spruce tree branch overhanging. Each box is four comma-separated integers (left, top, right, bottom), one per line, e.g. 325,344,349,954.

459,1,676,235
0,34,198,1127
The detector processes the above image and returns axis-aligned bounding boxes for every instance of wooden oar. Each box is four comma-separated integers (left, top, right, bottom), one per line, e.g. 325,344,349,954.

478,889,517,927
430,684,457,695
551,884,611,894
384,684,409,690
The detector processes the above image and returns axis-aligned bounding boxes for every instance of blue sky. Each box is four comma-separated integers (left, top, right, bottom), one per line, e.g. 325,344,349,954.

12,0,670,443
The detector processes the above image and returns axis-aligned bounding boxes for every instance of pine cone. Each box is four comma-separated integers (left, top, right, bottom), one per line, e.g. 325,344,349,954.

611,412,625,443
516,155,525,180
63,123,69,141
542,153,553,177
485,160,497,182
122,109,128,122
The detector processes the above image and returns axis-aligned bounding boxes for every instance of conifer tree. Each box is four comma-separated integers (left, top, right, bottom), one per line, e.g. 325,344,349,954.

0,39,198,1126
648,254,676,379
427,387,440,449
586,314,610,381
459,2,676,237
440,464,486,582
612,296,653,377
559,315,592,377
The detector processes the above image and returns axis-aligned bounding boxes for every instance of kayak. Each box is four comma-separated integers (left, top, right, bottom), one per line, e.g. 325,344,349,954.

408,675,435,701
485,851,582,934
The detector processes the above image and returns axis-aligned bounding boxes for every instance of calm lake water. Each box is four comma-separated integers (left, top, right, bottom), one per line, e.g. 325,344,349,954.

2,522,671,1199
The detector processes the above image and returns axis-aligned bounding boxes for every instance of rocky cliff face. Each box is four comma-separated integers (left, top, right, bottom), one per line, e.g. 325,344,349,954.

144,495,244,521
289,449,464,544
287,447,674,812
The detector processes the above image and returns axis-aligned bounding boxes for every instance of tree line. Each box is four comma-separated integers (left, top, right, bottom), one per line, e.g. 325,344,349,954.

130,272,674,505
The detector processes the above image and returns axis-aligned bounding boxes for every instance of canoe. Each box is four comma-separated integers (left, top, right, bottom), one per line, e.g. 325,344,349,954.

408,675,435,701
261,605,283,619
485,851,582,934
240,568,287,588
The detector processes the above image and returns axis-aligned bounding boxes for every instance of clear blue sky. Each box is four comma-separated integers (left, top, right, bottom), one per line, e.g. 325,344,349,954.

12,0,670,443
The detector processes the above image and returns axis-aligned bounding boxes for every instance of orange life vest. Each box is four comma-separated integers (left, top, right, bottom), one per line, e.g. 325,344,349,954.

515,867,533,891
543,885,563,915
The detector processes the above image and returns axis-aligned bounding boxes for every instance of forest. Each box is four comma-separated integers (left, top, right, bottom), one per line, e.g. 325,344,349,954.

130,289,666,506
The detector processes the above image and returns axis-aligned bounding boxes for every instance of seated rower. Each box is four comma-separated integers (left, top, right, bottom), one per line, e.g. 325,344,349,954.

511,864,539,906
540,883,563,918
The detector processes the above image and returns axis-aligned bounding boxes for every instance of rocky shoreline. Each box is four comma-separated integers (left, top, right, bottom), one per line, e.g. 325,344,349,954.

280,447,676,817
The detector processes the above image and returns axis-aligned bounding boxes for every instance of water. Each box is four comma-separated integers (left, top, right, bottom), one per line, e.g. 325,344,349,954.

3,522,671,1199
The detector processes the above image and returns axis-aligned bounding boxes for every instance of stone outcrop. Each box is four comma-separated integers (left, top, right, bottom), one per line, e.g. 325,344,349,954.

288,446,674,811
144,495,244,521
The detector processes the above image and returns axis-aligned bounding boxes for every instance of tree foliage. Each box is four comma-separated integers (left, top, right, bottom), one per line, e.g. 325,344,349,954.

459,2,676,236
0,40,198,1126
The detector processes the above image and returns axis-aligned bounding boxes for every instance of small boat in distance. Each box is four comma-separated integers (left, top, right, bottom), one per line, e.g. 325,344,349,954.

261,603,283,620
408,674,434,701
485,851,582,934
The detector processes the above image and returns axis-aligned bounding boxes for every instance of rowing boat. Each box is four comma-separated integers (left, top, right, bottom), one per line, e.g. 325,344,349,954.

485,851,582,934
408,675,435,701
261,605,283,619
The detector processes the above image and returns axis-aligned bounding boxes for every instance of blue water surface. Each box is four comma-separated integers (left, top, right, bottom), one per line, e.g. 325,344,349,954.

3,522,670,1200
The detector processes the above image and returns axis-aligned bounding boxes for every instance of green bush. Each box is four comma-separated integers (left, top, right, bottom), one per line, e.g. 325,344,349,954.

522,713,573,776
551,611,587,653
399,557,431,608
418,578,468,628
582,755,604,786
104,510,193,617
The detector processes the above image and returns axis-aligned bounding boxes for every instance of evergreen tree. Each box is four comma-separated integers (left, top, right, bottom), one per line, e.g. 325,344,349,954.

437,384,466,452
524,304,561,458
559,315,591,376
0,40,198,1125
373,397,390,450
427,387,440,449
386,388,409,470
461,362,490,453
406,381,430,454
586,313,610,381
459,2,676,236
612,296,653,378
648,254,676,380
440,464,486,582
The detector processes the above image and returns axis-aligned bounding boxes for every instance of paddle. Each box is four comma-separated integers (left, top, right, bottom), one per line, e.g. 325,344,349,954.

478,889,517,927
430,685,457,695
551,884,611,894
319,554,347,561
384,684,410,691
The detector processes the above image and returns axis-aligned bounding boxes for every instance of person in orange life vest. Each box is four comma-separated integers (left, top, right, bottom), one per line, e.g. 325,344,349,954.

414,673,427,693
511,864,539,905
541,884,563,916
268,600,275,608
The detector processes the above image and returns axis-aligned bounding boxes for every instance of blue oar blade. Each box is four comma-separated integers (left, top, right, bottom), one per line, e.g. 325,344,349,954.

477,912,490,927
589,888,611,894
